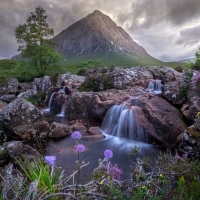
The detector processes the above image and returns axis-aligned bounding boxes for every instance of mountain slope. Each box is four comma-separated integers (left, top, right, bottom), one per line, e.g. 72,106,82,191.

53,10,163,66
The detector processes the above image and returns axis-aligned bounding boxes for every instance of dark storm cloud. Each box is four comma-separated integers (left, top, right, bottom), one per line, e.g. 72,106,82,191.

176,25,200,46
129,0,200,30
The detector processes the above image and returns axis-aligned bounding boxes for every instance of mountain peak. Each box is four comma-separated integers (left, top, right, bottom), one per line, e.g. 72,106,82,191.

53,10,160,66
92,10,103,15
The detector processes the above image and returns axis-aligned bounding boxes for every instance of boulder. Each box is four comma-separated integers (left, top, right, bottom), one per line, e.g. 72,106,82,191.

0,100,7,110
0,99,49,139
50,93,67,114
82,66,153,90
57,74,85,90
88,126,102,135
17,89,37,99
181,81,200,121
147,66,184,104
49,122,72,138
132,94,185,148
7,78,18,94
32,76,52,92
178,131,200,159
70,123,88,135
6,141,41,164
0,94,16,103
0,86,8,96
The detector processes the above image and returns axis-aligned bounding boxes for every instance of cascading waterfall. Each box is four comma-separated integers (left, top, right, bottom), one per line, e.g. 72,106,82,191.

147,80,162,94
101,104,149,143
48,92,56,109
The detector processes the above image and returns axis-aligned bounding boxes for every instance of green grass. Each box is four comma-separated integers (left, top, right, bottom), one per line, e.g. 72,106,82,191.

0,57,187,82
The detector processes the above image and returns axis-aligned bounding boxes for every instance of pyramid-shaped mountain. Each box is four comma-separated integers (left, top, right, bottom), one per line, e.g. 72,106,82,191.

53,10,163,66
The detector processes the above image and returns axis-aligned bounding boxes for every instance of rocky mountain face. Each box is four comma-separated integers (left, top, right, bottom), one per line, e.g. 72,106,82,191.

53,10,160,65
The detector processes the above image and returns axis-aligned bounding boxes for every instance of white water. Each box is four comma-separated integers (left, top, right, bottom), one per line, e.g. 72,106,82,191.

147,80,162,94
48,92,56,109
101,104,149,143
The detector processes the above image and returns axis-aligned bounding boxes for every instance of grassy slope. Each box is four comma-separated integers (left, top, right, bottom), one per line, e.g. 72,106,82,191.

0,57,186,81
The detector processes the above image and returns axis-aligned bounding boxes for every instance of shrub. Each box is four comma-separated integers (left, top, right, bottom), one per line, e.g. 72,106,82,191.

25,91,46,104
0,76,8,87
175,66,183,72
178,72,193,97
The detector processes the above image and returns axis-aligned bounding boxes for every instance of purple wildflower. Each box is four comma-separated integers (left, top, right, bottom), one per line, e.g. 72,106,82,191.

104,149,113,159
191,73,200,86
109,164,123,180
45,156,56,166
183,152,188,158
76,144,85,152
71,131,82,139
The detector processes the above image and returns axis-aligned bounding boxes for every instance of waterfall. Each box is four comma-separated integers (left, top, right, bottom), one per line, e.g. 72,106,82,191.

48,92,55,109
101,104,149,143
147,80,162,94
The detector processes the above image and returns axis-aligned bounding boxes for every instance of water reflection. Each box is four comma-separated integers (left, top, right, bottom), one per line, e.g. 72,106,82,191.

40,108,163,182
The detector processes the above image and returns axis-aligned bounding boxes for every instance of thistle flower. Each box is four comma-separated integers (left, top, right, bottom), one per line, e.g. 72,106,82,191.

71,131,82,139
104,149,113,159
76,144,85,152
45,156,56,166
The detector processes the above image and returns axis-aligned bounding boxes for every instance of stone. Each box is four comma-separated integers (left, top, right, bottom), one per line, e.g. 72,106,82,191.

71,123,88,135
0,100,7,110
132,94,185,148
0,94,16,103
7,78,18,94
186,125,200,137
88,126,102,135
32,76,52,92
57,74,85,89
49,122,72,138
17,89,37,99
0,99,49,139
6,141,41,164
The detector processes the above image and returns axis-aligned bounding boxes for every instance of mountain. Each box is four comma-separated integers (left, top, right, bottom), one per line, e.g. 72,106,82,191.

53,10,163,66
174,57,195,63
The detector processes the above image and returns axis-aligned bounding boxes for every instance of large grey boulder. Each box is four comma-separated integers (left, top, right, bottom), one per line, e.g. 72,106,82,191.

32,76,52,92
0,99,49,139
7,78,18,94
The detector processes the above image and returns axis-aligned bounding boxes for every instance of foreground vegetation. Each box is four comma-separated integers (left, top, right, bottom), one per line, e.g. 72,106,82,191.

1,135,200,200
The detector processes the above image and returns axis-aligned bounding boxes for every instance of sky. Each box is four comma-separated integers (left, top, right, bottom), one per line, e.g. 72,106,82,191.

1,0,200,61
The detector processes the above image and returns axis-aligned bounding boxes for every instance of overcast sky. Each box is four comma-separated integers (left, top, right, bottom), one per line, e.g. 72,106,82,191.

1,0,200,61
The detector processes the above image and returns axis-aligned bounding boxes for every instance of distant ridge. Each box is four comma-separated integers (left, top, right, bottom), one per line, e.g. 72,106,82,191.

174,57,195,63
53,10,163,66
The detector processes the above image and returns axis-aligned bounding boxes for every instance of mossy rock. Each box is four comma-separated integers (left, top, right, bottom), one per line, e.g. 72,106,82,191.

186,125,200,138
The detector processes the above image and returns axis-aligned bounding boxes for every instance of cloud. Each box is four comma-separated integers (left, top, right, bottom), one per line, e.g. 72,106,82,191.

176,25,200,46
0,0,199,61
128,0,200,31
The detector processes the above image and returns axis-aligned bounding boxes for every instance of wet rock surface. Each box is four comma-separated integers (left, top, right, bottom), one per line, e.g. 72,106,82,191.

49,122,72,138
131,94,185,148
